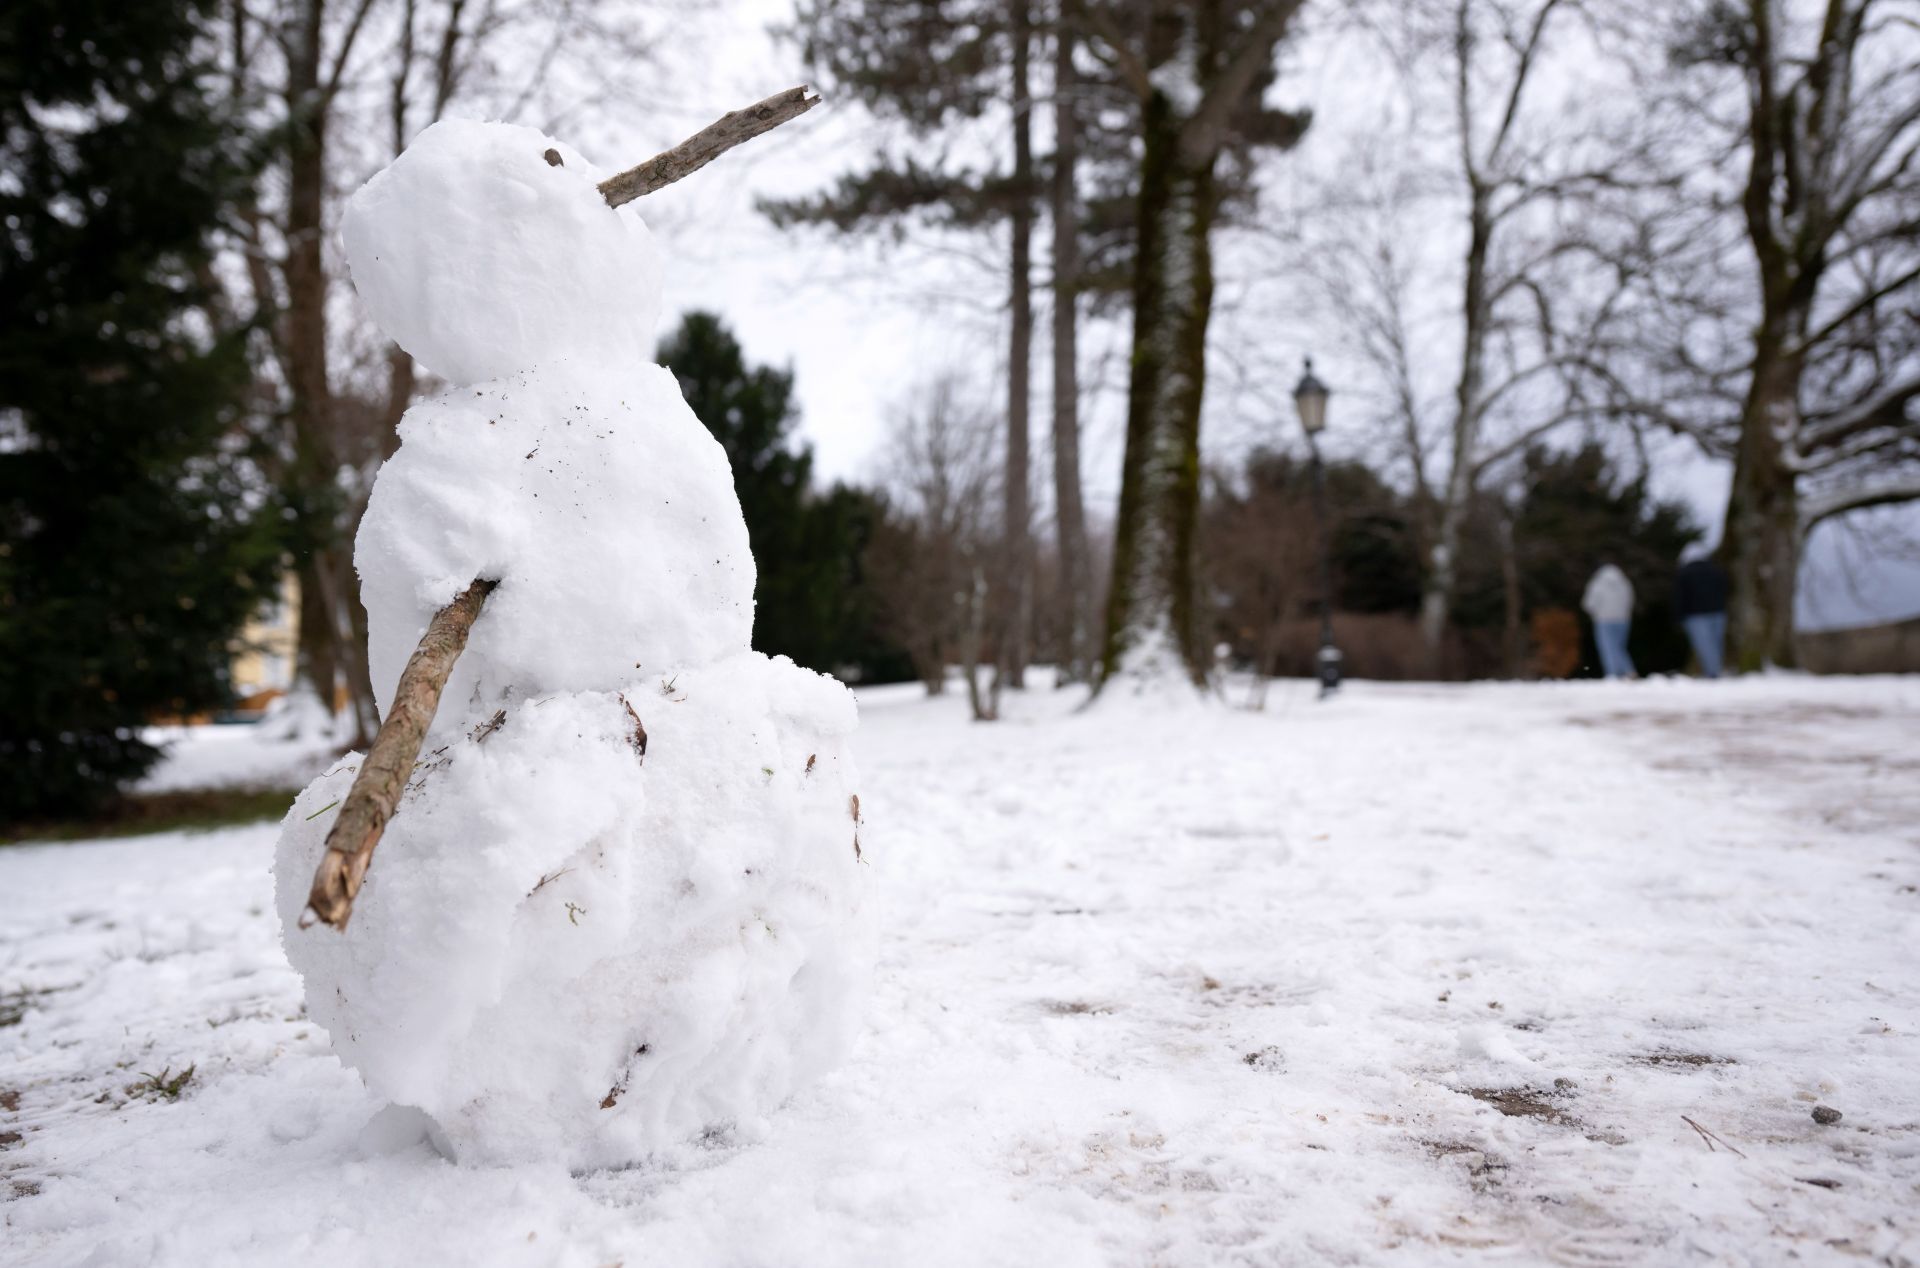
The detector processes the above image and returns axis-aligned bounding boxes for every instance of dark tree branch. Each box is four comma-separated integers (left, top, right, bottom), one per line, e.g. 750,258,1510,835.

1796,259,1920,356
1802,474,1920,533
1486,0,1564,164
1181,0,1306,164
322,0,381,105
1801,369,1920,452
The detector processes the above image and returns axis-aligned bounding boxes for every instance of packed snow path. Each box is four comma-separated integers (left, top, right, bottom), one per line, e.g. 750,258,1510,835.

4,676,1917,1265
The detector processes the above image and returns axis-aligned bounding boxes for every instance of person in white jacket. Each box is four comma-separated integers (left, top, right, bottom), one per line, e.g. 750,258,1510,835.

1582,562,1637,679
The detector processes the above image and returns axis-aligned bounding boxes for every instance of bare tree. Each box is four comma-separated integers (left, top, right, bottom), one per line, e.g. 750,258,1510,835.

1659,0,1920,668
1285,0,1671,671
1199,454,1317,707
867,377,1002,707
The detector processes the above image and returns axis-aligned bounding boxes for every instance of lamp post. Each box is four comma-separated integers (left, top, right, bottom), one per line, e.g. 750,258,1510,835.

1293,359,1341,698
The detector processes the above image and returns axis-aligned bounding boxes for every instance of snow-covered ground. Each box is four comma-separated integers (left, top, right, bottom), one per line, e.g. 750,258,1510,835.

135,720,337,796
4,675,1918,1266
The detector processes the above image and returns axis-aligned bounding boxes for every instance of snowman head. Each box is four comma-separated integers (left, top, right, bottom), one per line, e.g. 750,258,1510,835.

344,118,664,386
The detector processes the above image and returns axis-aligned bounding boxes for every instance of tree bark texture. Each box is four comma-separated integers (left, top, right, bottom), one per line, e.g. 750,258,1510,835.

1497,510,1522,677
1099,90,1216,688
996,4,1035,694
284,0,386,738
295,554,341,721
286,0,350,727
337,552,380,745
1723,320,1806,670
1418,194,1493,672
1050,18,1093,684
307,578,497,928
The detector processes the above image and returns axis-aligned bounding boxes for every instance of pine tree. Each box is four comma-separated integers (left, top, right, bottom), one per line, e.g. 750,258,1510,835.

658,312,904,680
1506,445,1699,677
773,0,1043,707
0,0,283,821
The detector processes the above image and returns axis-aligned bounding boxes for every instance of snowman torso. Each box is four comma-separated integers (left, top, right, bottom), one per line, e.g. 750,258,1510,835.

272,118,871,1168
356,361,754,711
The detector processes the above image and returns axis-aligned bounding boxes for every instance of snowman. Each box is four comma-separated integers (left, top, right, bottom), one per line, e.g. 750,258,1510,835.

271,110,872,1170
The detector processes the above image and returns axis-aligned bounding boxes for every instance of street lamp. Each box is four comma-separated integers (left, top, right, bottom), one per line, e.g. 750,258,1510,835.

1293,359,1341,698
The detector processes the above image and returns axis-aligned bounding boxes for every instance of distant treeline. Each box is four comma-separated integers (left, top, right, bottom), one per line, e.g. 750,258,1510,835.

672,313,1702,691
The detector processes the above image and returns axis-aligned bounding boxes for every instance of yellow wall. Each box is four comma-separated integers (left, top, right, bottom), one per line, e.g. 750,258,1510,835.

231,572,298,701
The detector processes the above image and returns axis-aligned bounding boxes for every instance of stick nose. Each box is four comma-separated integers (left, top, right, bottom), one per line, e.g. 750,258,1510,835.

597,86,819,209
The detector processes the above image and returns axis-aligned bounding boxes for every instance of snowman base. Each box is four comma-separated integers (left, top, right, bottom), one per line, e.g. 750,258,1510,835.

275,656,871,1170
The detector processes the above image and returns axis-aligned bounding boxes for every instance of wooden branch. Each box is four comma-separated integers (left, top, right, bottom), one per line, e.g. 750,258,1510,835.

304,577,497,930
597,86,819,208
1800,475,1920,536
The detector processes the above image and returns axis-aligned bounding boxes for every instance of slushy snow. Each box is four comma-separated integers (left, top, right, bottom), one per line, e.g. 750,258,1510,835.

272,117,870,1168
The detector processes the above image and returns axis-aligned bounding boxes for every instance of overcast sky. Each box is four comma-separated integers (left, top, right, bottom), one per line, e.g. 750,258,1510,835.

551,0,1920,633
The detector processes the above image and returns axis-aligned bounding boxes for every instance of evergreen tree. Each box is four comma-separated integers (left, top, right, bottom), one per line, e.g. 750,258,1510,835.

0,0,282,821
1509,445,1699,676
658,313,909,681
772,0,1045,702
1450,445,1700,676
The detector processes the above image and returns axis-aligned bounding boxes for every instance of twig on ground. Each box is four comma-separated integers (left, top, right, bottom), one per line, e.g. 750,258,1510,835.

1681,1114,1747,1158
470,709,507,744
618,694,648,762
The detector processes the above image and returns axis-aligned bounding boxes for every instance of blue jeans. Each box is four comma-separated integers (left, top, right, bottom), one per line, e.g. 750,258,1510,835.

1595,621,1635,679
1683,613,1727,678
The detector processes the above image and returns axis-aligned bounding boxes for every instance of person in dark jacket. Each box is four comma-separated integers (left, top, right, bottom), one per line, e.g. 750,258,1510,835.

1675,547,1730,678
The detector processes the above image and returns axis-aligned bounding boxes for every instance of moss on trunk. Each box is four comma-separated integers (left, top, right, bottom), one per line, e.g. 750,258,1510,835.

1099,90,1217,689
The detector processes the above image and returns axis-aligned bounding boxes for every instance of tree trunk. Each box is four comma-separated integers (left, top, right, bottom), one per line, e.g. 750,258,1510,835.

1723,325,1804,670
1050,16,1092,685
337,550,380,745
1418,195,1494,677
1416,536,1455,674
1497,508,1522,678
1098,90,1215,689
284,0,378,736
294,553,340,725
962,562,998,720
996,1,1035,693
